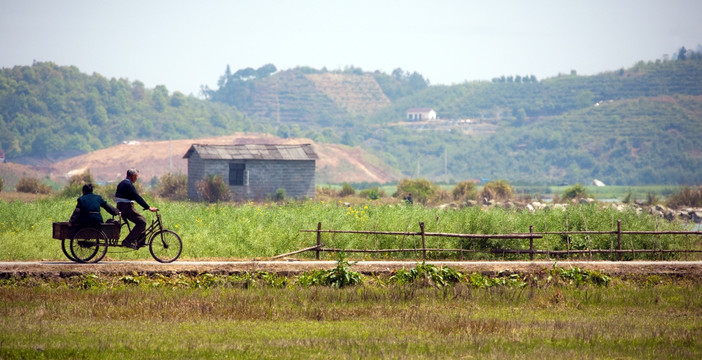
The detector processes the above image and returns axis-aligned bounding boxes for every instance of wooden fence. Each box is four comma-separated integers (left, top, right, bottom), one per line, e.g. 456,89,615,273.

273,220,702,261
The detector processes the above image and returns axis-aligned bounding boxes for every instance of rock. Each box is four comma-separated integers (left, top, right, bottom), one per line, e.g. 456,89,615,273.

464,200,478,207
438,203,458,210
663,210,676,221
579,198,595,204
553,204,567,210
531,201,545,210
678,211,692,221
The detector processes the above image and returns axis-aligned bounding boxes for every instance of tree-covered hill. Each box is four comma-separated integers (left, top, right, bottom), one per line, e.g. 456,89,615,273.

203,64,427,129
2,51,702,186
0,62,262,160
358,55,702,185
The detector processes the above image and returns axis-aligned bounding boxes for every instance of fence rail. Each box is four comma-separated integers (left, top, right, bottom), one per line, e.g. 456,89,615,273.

280,220,702,261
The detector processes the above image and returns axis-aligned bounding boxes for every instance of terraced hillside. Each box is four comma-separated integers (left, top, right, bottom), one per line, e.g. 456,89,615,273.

235,70,391,126
304,73,391,116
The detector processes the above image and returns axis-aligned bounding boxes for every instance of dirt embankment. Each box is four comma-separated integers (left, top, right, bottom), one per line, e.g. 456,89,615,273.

4,133,400,185
2,261,701,279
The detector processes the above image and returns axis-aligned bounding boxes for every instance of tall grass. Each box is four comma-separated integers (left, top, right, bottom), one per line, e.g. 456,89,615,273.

0,196,695,261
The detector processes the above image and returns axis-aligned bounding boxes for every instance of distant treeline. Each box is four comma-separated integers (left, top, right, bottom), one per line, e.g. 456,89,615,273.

0,62,262,158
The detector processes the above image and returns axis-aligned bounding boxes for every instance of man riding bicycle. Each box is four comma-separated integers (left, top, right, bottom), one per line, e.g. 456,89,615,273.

115,168,158,249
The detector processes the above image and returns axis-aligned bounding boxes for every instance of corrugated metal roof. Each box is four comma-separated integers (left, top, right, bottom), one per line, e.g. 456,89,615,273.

183,144,318,160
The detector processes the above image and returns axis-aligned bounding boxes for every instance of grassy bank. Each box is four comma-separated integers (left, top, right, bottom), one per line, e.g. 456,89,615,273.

0,196,698,261
0,269,700,359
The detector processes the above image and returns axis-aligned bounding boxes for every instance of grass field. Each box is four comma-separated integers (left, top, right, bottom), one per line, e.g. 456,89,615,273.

0,194,698,261
0,269,700,359
0,197,700,260
1,193,701,358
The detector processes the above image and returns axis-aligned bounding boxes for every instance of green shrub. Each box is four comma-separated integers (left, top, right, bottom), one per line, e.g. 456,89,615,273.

274,188,286,201
452,180,477,202
562,183,589,201
359,186,384,200
158,173,187,200
296,256,363,288
16,177,52,194
196,174,230,202
479,180,513,202
60,170,95,198
389,262,464,287
339,182,355,197
551,266,611,287
395,178,438,205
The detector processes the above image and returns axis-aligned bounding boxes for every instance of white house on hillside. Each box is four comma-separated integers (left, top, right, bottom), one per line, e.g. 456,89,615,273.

406,108,437,121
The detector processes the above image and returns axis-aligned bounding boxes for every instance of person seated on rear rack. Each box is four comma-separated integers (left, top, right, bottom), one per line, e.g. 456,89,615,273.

115,168,158,249
69,184,120,228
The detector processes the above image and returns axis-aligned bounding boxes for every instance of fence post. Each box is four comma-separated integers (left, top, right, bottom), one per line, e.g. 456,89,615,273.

617,220,622,261
529,225,534,261
420,222,426,260
566,213,571,260
316,222,322,260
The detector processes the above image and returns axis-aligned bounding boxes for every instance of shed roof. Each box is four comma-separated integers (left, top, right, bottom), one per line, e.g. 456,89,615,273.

183,144,318,161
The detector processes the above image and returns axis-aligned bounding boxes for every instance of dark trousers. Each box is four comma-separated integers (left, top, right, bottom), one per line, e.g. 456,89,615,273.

117,202,146,244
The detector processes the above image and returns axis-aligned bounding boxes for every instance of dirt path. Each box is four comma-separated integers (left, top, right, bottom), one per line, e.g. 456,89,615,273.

2,260,701,278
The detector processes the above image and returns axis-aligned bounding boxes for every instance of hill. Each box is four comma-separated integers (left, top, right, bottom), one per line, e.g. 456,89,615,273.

2,52,702,186
0,62,264,160
0,133,400,189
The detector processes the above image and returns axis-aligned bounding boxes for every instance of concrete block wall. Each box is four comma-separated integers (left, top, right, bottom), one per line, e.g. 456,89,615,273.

187,157,316,201
230,160,316,201
186,152,204,200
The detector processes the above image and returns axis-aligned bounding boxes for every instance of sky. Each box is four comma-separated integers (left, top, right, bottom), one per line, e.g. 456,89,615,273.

2,0,701,97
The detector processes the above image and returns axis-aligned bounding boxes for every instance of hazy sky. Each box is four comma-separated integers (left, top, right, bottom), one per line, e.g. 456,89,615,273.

2,0,701,96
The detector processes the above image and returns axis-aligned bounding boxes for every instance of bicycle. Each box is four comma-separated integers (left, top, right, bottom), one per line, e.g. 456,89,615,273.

53,210,182,263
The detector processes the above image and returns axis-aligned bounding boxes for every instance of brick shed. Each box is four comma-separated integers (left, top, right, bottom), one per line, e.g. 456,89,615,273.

183,144,318,201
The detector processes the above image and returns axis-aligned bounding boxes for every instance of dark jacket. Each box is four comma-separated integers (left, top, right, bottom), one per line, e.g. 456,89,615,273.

115,178,150,210
69,193,120,227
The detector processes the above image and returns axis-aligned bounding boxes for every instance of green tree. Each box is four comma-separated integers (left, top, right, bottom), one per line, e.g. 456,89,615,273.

152,85,168,112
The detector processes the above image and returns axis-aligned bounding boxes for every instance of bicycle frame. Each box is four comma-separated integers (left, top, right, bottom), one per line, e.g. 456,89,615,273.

115,212,163,247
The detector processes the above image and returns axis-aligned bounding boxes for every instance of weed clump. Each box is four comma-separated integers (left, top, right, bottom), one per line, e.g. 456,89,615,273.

158,173,187,201
16,177,52,194
479,180,513,203
666,185,702,209
297,256,363,288
196,174,230,202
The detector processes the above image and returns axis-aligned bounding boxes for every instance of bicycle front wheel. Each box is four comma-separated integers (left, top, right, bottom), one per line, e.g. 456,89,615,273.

149,230,182,263
70,228,108,263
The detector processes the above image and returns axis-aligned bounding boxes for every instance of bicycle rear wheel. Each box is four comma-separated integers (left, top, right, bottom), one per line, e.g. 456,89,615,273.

149,230,182,263
61,238,77,262
70,228,108,263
